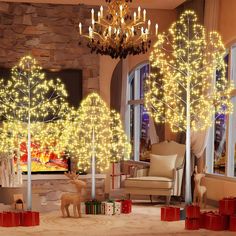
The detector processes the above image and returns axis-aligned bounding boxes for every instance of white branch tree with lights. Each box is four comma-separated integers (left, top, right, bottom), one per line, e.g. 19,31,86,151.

0,56,70,210
145,10,233,203
72,93,130,199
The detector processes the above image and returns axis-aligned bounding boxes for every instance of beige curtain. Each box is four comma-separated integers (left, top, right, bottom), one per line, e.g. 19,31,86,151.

191,130,209,158
149,116,159,144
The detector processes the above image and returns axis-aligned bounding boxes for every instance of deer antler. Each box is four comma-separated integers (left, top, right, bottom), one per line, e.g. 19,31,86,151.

64,171,79,180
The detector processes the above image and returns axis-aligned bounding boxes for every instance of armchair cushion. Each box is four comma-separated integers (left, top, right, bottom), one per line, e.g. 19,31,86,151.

149,154,177,178
124,176,173,189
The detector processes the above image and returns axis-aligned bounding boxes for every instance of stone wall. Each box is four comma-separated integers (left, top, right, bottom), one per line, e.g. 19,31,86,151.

0,2,100,95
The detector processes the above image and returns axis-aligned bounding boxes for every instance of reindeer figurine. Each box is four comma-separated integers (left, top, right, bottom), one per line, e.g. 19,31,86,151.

193,166,207,208
61,172,86,218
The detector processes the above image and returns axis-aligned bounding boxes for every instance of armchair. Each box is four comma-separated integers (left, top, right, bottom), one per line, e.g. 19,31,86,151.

124,141,186,204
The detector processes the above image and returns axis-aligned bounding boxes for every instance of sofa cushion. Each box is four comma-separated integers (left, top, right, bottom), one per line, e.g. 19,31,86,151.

124,176,173,189
149,154,177,178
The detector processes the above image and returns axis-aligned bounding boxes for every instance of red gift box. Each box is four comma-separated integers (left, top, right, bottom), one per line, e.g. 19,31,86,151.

117,200,132,214
199,212,208,228
185,218,200,230
205,212,228,231
186,205,200,219
230,215,236,231
219,198,235,216
21,211,40,227
161,207,180,221
1,212,21,227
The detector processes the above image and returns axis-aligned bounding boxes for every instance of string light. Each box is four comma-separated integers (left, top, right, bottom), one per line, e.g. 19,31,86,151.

144,10,233,204
71,93,130,172
145,10,233,133
0,56,72,209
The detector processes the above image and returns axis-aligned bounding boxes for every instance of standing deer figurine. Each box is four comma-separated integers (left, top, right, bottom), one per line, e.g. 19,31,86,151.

193,166,207,208
61,172,86,218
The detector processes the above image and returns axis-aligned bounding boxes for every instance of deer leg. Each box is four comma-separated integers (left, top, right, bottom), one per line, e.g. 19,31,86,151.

193,191,197,204
65,204,70,217
77,204,81,218
61,204,66,218
73,204,77,218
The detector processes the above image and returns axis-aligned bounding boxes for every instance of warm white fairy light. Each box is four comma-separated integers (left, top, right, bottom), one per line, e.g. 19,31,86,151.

0,55,72,210
145,10,233,204
72,93,130,172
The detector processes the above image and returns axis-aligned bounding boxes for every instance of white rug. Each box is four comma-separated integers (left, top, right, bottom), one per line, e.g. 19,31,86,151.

0,205,235,236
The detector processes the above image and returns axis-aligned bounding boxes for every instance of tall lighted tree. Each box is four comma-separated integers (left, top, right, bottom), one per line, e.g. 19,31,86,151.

73,93,130,199
145,10,233,203
0,56,69,210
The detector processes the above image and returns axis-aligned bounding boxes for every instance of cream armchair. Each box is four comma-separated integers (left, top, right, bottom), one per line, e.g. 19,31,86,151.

124,141,186,204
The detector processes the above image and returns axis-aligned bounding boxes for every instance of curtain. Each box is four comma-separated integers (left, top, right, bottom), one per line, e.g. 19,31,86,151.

110,60,123,113
149,116,159,144
191,130,209,158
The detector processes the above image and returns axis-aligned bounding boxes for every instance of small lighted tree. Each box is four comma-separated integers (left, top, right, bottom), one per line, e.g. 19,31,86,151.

145,10,233,203
0,56,70,210
73,93,130,199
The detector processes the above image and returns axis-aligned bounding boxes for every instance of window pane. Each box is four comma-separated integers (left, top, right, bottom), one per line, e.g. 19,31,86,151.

213,112,227,174
231,46,236,87
212,54,229,175
140,64,149,99
228,97,236,177
140,105,151,161
130,104,135,160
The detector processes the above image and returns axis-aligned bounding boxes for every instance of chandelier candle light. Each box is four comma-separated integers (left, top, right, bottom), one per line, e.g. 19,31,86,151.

77,0,158,59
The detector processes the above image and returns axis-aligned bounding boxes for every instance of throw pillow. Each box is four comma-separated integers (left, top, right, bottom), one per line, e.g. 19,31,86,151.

149,154,177,178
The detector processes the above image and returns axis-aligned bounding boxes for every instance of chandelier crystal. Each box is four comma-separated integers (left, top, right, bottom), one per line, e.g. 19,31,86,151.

76,0,158,59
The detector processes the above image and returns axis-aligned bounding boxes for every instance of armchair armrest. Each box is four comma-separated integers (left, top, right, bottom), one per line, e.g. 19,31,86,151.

173,165,184,196
136,168,149,177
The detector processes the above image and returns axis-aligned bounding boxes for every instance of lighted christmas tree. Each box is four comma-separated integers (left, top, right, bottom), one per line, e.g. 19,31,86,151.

145,10,233,203
72,93,130,199
0,56,70,210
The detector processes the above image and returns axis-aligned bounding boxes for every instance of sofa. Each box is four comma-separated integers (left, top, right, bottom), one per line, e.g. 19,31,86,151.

123,141,186,204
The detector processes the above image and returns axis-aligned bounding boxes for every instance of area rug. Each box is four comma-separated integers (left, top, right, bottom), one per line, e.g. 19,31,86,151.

0,205,235,236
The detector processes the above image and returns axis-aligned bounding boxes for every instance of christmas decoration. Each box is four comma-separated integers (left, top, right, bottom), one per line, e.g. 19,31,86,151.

145,10,233,203
0,56,71,210
72,93,130,199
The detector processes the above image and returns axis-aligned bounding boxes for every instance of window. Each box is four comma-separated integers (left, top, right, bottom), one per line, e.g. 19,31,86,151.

206,46,236,177
127,63,151,161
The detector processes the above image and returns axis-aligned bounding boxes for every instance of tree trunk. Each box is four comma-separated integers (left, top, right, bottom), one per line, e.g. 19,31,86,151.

185,79,192,204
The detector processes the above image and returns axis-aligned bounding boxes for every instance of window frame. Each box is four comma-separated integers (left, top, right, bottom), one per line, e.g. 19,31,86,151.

206,45,236,178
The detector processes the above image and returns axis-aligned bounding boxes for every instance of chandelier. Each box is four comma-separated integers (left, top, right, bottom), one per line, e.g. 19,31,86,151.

76,0,158,59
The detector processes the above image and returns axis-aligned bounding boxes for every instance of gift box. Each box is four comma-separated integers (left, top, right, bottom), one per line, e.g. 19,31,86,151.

101,202,114,216
85,200,101,215
80,202,86,214
161,207,180,221
1,212,21,227
199,211,208,228
219,198,236,216
230,215,236,231
110,162,121,189
114,201,121,215
205,212,228,231
186,205,200,219
116,200,132,214
21,211,40,227
185,218,200,230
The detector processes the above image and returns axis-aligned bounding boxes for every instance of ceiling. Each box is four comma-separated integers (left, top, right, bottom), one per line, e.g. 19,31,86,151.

0,0,186,9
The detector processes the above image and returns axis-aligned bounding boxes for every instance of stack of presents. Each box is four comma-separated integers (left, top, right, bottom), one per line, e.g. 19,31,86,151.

0,211,40,227
84,199,132,215
161,197,236,232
